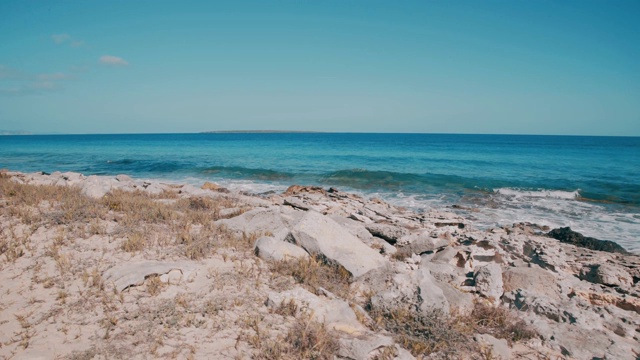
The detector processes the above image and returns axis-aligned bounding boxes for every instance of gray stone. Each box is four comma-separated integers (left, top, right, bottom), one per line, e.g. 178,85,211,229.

580,263,633,288
266,286,367,334
475,334,511,360
103,260,197,291
81,175,114,198
291,211,388,278
216,207,301,237
502,265,560,300
437,280,475,315
397,231,450,256
474,263,504,302
337,333,394,359
417,267,450,314
365,223,409,244
254,236,309,262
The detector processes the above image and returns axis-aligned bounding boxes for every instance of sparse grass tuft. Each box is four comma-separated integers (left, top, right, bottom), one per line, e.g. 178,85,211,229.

369,304,473,357
270,256,352,299
469,301,537,343
252,314,339,360
120,232,147,253
367,301,538,358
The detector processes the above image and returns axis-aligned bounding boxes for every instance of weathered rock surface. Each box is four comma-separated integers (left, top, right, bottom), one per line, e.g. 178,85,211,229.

502,265,560,300
254,236,309,262
291,211,388,278
103,260,197,291
266,286,367,334
580,263,633,287
474,263,504,302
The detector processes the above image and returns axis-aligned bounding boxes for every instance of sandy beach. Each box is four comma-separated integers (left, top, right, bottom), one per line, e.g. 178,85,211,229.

0,169,638,359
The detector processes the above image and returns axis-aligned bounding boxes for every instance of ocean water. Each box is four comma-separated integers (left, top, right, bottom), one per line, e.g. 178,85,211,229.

1,133,639,252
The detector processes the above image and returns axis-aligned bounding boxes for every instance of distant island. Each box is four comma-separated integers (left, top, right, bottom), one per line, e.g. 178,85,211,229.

201,130,325,134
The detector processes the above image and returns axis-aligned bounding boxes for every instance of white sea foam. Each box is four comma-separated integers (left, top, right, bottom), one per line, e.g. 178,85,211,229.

494,188,580,200
382,188,640,254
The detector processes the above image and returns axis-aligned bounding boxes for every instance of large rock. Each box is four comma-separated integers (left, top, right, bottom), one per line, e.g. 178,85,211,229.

338,334,416,360
396,231,450,256
80,175,114,198
580,263,633,288
474,263,504,302
216,206,304,236
417,267,450,314
266,286,366,334
364,223,409,244
291,211,388,278
547,227,628,254
103,260,197,291
475,334,511,360
502,265,560,300
254,236,309,262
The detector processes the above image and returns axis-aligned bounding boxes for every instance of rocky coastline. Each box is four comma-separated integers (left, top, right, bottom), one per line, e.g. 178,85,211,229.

0,170,638,359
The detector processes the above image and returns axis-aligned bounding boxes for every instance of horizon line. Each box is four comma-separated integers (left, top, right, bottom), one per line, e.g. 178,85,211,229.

2,130,639,138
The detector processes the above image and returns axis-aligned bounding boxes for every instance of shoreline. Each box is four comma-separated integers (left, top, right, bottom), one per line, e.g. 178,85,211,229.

1,169,639,359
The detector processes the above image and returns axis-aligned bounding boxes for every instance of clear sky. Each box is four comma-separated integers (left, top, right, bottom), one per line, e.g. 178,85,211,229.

1,1,639,135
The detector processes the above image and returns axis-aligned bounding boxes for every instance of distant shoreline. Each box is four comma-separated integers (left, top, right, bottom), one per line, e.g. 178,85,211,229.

200,130,326,134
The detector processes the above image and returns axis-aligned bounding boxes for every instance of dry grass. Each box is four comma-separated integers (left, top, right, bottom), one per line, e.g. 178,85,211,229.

469,301,537,344
367,301,537,358
251,314,340,360
269,256,352,299
0,175,247,263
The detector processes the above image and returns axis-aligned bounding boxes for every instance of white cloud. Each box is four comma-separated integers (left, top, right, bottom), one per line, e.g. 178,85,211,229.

99,55,129,66
70,40,85,48
0,64,69,96
37,72,69,81
52,33,70,44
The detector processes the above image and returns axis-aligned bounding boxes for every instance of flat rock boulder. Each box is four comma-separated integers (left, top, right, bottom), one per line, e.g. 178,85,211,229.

217,206,304,236
291,211,388,278
417,267,450,314
103,260,197,291
254,236,309,262
338,333,416,360
396,231,449,257
580,263,633,288
502,265,560,300
474,263,504,302
266,286,367,334
364,223,409,244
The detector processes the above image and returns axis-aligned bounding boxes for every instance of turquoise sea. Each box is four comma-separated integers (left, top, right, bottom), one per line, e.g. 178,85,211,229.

1,133,639,252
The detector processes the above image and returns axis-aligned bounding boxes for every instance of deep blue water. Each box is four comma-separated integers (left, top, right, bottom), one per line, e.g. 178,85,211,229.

1,133,639,251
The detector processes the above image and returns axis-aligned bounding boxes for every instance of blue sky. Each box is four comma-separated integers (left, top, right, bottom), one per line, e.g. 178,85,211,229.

1,1,638,135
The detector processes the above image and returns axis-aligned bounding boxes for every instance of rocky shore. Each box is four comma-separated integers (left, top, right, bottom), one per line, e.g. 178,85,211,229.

0,170,638,359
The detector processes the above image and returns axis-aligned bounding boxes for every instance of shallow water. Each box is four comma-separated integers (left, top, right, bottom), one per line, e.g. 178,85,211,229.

2,133,639,252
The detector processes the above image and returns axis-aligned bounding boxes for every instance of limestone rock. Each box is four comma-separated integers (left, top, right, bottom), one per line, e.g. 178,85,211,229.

266,287,367,334
254,236,309,262
364,223,409,244
474,263,504,302
502,265,560,300
337,333,394,360
291,211,388,278
217,207,304,237
397,231,449,256
417,267,450,314
103,260,197,291
475,334,511,360
81,175,114,198
580,263,633,288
